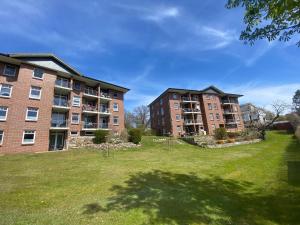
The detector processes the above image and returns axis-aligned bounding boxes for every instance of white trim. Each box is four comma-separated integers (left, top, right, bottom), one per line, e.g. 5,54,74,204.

0,130,4,145
0,84,12,98
71,113,80,124
3,65,16,77
113,102,119,112
72,96,81,107
113,116,119,125
22,130,36,145
29,86,42,100
25,107,39,121
70,131,79,136
0,106,8,121
32,68,44,80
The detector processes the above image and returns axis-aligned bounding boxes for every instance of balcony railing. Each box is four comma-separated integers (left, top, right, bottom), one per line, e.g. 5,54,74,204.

51,120,68,128
225,119,237,124
83,122,109,129
99,123,109,129
82,104,98,112
223,110,235,114
55,79,71,89
84,88,98,96
53,98,69,107
182,108,201,113
100,107,110,113
100,92,111,98
222,100,238,104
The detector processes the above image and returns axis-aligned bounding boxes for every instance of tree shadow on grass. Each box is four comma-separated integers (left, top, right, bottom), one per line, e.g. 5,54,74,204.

90,170,300,225
82,203,104,214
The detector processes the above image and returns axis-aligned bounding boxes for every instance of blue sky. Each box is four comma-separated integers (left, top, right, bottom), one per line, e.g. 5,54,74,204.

0,0,299,111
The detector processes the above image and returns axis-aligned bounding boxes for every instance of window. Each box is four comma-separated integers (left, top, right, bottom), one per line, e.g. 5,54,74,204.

160,98,163,105
214,103,218,110
177,125,181,132
206,94,211,99
26,107,39,121
212,124,216,130
0,106,8,121
33,68,44,79
22,130,36,144
209,113,214,121
157,110,159,116
234,106,238,112
113,116,119,125
73,81,81,90
71,113,80,124
113,103,119,112
0,84,12,97
162,117,165,126
160,108,164,115
0,130,3,145
176,114,181,121
173,93,177,99
113,93,118,98
236,115,240,121
72,96,81,107
70,131,78,136
29,86,42,99
3,65,16,77
208,103,213,110
174,102,179,110
216,113,220,120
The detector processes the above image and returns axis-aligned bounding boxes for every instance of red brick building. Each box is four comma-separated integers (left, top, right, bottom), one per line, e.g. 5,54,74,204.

149,86,244,136
0,53,129,153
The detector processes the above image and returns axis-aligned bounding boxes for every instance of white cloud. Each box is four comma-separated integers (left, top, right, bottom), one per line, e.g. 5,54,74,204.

144,6,179,22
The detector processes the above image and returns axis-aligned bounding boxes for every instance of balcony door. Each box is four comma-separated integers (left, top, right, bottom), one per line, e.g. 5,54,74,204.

49,132,65,151
52,112,66,127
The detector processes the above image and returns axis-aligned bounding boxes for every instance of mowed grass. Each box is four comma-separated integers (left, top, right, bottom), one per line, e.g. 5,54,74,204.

0,131,300,225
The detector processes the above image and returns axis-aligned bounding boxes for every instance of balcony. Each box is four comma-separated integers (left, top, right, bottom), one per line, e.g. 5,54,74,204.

82,104,99,114
52,98,70,111
82,122,109,130
182,108,201,114
99,107,110,115
222,100,238,104
83,88,99,98
50,120,69,130
225,119,237,124
223,110,236,115
54,79,72,91
184,119,203,125
181,97,198,103
100,92,111,102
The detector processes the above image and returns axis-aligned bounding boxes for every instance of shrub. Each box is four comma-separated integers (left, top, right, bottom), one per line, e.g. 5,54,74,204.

93,130,109,144
227,138,235,143
128,128,142,144
120,129,129,142
296,126,300,141
216,140,225,144
227,132,240,138
214,128,228,140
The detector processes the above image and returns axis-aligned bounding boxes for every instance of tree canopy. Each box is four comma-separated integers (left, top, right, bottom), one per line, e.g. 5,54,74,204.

293,89,300,115
226,0,300,46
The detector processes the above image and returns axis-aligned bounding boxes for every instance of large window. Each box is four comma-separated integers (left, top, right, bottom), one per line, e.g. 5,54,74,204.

33,68,44,79
3,65,16,77
29,86,42,99
0,84,12,98
113,103,119,112
0,130,3,145
71,113,80,124
22,130,36,144
208,103,213,110
73,81,81,90
209,113,214,121
72,96,81,107
174,102,179,110
216,113,220,120
0,106,8,121
214,103,218,110
176,114,181,121
113,116,119,125
26,107,39,121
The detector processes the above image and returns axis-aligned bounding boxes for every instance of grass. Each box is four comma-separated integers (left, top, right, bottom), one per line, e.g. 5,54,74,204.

0,131,300,225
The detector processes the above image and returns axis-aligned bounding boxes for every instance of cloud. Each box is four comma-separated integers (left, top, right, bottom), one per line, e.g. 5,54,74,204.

226,83,299,111
144,6,179,22
245,41,276,66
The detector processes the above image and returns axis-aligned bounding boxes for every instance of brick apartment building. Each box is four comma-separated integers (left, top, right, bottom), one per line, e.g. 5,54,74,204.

0,53,129,153
149,86,244,136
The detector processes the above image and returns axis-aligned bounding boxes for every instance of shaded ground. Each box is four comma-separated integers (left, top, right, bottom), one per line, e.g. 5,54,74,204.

0,131,299,225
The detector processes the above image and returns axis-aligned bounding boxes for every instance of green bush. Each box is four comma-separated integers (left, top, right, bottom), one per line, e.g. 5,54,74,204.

227,132,241,138
214,127,227,140
93,130,109,144
128,128,142,144
295,126,300,141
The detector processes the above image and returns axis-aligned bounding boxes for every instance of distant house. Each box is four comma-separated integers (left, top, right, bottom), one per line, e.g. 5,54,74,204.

240,103,268,127
271,121,293,131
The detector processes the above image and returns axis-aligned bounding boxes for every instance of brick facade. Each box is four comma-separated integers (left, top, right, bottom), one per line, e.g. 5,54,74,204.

0,54,128,154
150,86,244,137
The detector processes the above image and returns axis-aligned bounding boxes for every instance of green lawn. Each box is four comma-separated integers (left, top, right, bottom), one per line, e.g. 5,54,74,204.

0,131,300,225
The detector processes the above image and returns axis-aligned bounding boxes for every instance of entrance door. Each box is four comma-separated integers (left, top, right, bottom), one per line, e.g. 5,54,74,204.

49,132,65,151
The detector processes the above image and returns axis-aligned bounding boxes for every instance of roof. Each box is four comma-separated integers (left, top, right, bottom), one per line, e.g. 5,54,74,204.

1,53,129,93
149,85,243,106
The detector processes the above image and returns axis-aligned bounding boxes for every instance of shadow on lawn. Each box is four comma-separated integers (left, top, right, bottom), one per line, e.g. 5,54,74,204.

85,170,300,225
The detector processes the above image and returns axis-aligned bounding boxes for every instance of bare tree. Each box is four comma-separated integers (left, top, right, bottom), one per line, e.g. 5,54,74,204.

133,105,150,129
249,101,289,140
125,110,135,129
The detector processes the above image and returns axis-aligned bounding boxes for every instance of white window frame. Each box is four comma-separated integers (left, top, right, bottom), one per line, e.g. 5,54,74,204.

208,103,212,110
26,107,39,121
0,84,12,98
216,113,220,121
29,86,42,100
3,65,16,77
113,103,119,112
72,96,81,107
32,68,44,80
176,114,181,121
70,131,79,136
177,125,181,132
174,102,179,110
0,130,3,145
160,98,163,105
113,116,119,125
0,106,8,121
71,113,80,124
173,93,177,99
209,113,214,121
22,130,36,145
